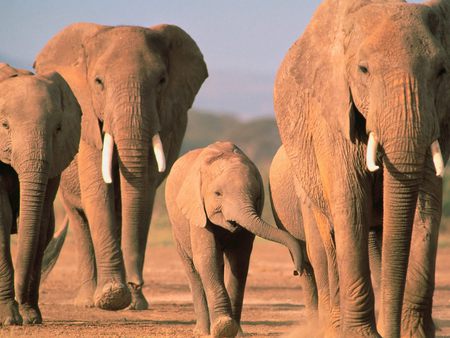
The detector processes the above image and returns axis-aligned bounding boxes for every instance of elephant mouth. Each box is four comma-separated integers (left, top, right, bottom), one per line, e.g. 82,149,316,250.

366,132,444,178
226,220,242,233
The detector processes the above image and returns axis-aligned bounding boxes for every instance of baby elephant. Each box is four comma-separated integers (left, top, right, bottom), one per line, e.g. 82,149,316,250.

165,141,304,337
0,63,81,325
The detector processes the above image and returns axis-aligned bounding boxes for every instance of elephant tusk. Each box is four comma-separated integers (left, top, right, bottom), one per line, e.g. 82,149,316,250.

102,132,114,184
431,140,445,178
366,132,380,172
152,133,166,173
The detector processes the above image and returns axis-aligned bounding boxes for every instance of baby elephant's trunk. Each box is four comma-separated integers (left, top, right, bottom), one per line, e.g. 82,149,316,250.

234,210,305,275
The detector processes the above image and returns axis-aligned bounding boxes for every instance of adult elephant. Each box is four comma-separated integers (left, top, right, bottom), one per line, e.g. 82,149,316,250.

34,23,208,310
0,63,81,324
274,1,450,337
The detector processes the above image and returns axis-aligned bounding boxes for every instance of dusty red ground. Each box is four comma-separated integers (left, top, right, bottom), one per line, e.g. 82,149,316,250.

2,234,450,337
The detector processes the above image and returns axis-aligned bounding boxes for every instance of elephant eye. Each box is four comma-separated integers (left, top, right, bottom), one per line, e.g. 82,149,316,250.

437,67,447,78
359,64,369,74
2,121,9,130
55,123,62,133
159,76,166,85
214,191,222,197
94,77,104,88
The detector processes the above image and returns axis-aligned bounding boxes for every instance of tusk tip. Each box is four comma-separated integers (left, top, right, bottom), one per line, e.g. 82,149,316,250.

368,165,380,172
103,176,113,184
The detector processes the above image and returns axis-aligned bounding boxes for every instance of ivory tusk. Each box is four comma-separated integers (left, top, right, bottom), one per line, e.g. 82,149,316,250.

366,132,380,172
431,140,445,178
102,133,114,184
152,133,166,173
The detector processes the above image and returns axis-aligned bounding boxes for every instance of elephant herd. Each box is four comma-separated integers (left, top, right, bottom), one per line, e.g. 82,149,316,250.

0,0,449,337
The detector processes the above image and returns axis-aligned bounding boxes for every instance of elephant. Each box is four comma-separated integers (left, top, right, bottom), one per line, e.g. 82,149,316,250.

165,141,305,338
269,145,382,326
0,63,81,325
34,23,208,310
274,0,450,337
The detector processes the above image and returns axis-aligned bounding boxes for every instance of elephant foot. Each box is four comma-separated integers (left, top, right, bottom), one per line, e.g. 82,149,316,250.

19,304,42,325
0,300,22,326
74,281,96,308
94,280,131,311
126,283,148,310
193,324,210,337
211,316,239,338
401,307,435,338
341,327,380,338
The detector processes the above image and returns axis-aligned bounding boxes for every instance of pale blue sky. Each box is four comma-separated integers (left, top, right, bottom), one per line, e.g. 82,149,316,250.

0,0,424,118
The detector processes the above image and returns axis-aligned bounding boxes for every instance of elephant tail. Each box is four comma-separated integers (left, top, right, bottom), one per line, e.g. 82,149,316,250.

41,215,69,282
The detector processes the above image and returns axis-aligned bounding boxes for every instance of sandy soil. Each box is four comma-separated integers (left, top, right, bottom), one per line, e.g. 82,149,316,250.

2,233,450,337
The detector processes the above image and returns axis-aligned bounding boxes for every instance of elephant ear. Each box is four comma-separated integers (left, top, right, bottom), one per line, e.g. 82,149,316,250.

427,0,450,159
151,24,208,130
274,0,358,147
176,147,222,228
39,71,82,177
0,63,33,82
34,23,106,150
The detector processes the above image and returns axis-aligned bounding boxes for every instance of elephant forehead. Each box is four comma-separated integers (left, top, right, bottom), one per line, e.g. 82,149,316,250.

0,77,58,118
355,4,435,54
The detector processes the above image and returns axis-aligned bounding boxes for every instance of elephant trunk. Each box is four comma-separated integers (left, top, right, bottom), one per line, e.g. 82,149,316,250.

234,209,305,275
14,156,49,304
116,137,150,286
381,152,423,337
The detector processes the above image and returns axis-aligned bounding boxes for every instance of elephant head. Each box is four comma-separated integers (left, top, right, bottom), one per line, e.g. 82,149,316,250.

176,141,305,274
34,23,208,284
0,63,81,304
274,0,450,336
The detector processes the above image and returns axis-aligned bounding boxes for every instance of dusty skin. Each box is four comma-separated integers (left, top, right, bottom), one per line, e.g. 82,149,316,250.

2,224,450,337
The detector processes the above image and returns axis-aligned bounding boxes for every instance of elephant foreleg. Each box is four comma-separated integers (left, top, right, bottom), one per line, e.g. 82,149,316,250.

311,207,341,335
402,165,441,338
224,230,254,335
330,193,378,337
78,141,130,310
0,188,21,325
191,225,238,338
175,240,210,336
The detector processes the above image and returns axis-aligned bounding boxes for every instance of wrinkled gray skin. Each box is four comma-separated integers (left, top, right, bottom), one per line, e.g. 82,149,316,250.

0,64,80,325
274,1,450,337
269,146,382,326
165,142,305,338
35,23,208,310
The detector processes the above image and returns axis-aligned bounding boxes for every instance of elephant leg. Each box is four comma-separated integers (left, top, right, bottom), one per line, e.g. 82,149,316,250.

0,188,22,326
224,230,254,336
65,205,96,308
191,225,238,338
401,168,441,338
175,240,210,336
311,207,341,336
20,176,59,325
298,201,323,322
331,193,378,338
124,185,154,311
368,227,382,319
78,141,130,310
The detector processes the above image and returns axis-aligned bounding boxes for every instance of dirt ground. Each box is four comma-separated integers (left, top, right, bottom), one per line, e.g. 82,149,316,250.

2,232,450,337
